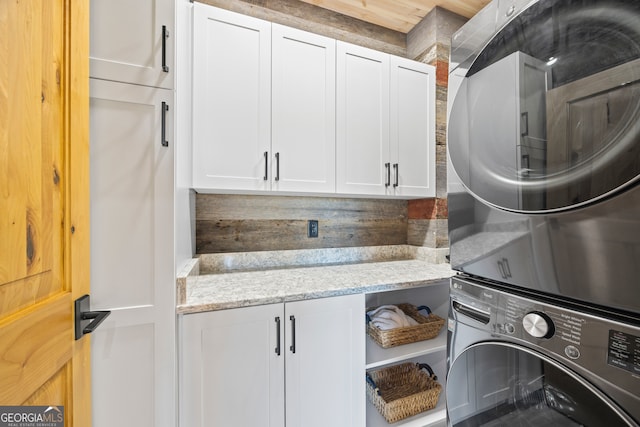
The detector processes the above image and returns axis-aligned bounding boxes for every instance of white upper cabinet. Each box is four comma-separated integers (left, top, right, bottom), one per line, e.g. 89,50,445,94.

337,42,436,198
336,42,390,196
390,56,436,198
190,5,436,198
271,24,336,193
192,4,272,191
191,5,336,194
90,0,174,89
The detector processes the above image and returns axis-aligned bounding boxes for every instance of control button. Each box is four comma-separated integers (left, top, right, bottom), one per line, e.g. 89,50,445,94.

504,323,516,334
565,345,580,360
522,311,555,339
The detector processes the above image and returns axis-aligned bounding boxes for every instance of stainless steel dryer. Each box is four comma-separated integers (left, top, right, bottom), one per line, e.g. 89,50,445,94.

446,0,640,315
447,276,640,426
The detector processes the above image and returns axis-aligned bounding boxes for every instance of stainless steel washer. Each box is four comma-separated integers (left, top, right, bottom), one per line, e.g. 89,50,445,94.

447,276,640,426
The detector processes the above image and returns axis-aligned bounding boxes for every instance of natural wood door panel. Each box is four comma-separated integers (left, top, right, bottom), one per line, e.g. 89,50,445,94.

0,0,91,424
0,294,71,404
297,0,490,32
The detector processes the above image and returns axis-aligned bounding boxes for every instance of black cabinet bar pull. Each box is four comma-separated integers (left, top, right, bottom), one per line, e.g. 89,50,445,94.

263,151,268,180
162,25,170,73
289,315,296,354
393,163,398,188
161,102,169,147
385,163,390,187
275,317,281,356
275,152,280,182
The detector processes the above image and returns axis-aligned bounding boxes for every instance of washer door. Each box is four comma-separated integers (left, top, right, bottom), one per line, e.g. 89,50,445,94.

448,0,640,213
447,342,637,426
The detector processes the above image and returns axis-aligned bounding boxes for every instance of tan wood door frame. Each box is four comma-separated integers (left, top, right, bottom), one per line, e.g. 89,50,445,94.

0,0,91,425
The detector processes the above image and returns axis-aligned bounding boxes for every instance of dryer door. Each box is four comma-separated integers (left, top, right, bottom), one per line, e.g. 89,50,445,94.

448,0,640,213
447,342,638,426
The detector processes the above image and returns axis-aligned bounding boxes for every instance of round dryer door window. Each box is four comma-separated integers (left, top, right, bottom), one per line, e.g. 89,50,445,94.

447,342,638,426
448,0,640,213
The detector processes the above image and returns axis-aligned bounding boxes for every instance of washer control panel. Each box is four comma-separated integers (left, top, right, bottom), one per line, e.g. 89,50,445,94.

450,276,640,391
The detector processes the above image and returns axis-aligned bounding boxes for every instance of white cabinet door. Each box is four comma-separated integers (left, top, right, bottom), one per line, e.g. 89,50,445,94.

285,294,365,427
272,25,336,193
337,41,390,195
180,304,286,427
89,79,175,427
390,56,436,198
192,4,271,191
180,294,365,427
90,0,174,88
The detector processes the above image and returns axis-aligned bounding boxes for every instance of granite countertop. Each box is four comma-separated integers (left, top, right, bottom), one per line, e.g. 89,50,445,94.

176,246,454,314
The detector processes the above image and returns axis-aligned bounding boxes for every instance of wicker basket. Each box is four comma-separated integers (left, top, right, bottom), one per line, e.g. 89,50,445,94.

366,362,442,423
367,304,445,348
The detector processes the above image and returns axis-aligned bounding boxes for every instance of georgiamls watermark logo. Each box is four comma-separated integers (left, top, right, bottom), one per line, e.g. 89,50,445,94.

0,406,64,427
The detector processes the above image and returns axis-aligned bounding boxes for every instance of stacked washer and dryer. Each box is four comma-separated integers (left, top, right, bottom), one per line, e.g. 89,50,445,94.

445,0,640,425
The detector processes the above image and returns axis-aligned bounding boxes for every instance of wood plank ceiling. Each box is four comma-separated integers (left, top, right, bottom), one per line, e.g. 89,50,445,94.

298,0,491,33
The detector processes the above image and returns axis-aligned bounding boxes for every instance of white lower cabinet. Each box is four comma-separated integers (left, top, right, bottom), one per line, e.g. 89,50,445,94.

365,281,449,427
180,293,365,427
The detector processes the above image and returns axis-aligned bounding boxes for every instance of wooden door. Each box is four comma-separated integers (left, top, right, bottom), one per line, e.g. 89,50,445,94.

0,0,90,425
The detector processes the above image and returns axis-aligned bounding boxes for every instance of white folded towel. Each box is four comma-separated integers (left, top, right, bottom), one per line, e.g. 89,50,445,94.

367,305,418,330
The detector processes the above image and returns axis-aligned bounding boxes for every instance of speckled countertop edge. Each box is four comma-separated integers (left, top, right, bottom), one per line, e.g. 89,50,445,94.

177,259,454,314
196,245,449,274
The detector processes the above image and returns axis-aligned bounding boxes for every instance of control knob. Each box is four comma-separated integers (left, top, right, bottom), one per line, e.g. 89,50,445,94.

522,311,554,339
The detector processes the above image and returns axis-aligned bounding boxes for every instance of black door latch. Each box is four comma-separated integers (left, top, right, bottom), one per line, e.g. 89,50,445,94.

74,295,111,340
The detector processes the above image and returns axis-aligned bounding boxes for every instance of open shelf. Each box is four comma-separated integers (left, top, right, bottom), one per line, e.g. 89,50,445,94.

366,355,447,427
365,281,449,427
366,399,446,427
366,328,447,369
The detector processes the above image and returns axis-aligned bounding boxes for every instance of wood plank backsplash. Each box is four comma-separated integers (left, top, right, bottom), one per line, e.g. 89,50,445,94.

196,194,408,253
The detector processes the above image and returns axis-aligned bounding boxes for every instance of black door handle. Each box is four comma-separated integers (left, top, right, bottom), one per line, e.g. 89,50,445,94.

275,316,281,356
393,163,398,188
385,163,390,187
161,102,169,147
162,25,170,73
289,315,296,354
263,151,269,181
75,295,111,340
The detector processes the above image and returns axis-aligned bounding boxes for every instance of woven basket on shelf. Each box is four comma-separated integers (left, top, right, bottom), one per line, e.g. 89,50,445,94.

366,362,442,423
367,303,445,348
